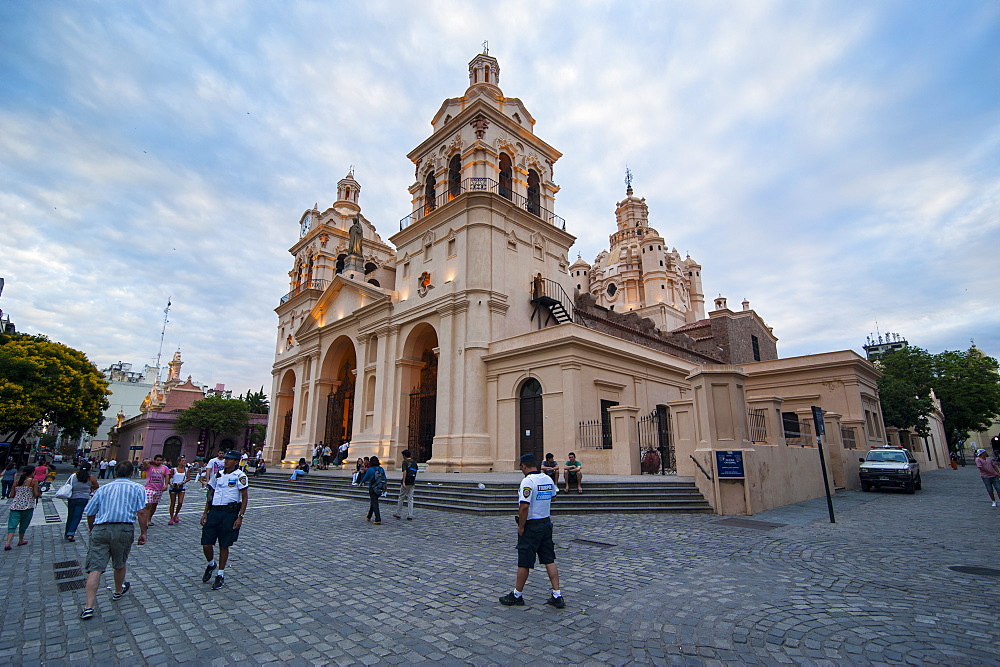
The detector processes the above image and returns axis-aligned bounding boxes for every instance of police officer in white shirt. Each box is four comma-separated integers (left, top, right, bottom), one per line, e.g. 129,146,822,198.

499,454,565,608
200,451,248,590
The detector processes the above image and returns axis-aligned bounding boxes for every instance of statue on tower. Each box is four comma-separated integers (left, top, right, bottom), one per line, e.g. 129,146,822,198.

348,217,363,256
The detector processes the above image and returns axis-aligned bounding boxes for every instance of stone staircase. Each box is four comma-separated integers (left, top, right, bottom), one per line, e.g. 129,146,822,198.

249,472,712,515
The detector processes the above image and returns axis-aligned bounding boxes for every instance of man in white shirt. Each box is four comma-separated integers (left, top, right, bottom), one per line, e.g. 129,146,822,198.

499,454,565,609
108,459,117,479
200,451,249,590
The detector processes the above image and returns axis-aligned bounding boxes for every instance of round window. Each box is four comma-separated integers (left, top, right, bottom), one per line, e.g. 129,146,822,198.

607,283,617,297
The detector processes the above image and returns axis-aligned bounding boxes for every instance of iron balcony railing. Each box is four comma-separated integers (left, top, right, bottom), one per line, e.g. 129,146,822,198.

280,279,329,305
399,177,566,231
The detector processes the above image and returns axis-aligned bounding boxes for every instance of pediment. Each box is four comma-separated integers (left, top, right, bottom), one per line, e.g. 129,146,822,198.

296,275,391,336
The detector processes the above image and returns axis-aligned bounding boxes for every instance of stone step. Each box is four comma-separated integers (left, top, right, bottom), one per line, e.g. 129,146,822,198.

250,473,712,515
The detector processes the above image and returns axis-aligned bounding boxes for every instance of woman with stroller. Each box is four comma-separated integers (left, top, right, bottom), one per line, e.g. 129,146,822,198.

5,465,41,550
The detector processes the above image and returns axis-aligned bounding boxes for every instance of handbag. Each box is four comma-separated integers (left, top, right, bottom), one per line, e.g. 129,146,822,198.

54,478,74,500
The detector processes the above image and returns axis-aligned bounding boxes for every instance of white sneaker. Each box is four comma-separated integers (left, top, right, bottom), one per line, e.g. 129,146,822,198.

992,501,997,507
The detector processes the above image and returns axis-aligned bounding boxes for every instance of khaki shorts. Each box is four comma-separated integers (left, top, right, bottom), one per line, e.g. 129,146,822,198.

85,523,134,573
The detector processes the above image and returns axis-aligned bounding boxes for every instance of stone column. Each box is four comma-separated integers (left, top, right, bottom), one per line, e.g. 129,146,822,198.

608,405,641,475
686,365,753,515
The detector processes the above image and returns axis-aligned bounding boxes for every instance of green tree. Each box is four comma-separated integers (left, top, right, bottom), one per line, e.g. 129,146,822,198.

0,333,110,445
878,345,1000,450
239,387,269,415
932,348,1000,449
174,395,251,451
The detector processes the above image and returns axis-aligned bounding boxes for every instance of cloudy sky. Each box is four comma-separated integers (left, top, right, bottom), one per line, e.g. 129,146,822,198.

2,1,998,398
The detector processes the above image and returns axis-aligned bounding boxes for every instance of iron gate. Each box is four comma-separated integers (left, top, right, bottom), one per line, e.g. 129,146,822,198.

637,405,675,474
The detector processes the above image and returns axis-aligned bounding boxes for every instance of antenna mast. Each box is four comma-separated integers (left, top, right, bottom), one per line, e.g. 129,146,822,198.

155,298,171,376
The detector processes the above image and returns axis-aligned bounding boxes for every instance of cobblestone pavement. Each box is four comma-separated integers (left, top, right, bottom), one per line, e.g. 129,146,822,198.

2,465,1000,665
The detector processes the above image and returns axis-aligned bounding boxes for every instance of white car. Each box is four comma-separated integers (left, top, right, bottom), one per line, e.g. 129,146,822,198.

859,447,920,494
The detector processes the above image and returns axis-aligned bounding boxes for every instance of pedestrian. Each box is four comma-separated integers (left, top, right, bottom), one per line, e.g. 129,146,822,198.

541,453,560,482
289,458,310,481
252,457,266,478
32,457,49,486
141,454,171,525
322,444,332,470
334,440,350,466
200,450,249,590
65,462,99,542
79,460,148,620
1,462,15,498
240,451,249,472
312,444,322,468
98,459,109,479
950,451,959,470
562,452,584,493
975,449,1000,506
167,455,190,525
393,449,417,521
357,455,386,524
254,448,263,467
499,454,565,608
351,457,364,485
108,458,117,478
206,448,227,479
4,465,41,550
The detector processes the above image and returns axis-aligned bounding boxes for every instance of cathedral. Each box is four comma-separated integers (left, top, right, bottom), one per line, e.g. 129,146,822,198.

265,52,948,514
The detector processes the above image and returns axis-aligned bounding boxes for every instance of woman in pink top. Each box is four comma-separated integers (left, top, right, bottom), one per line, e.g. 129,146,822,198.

975,449,1000,507
142,454,171,525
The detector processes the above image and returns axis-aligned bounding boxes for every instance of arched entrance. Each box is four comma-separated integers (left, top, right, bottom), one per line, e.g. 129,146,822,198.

319,336,358,449
325,361,355,446
162,436,182,464
408,350,437,463
275,369,297,461
519,378,544,467
400,323,439,465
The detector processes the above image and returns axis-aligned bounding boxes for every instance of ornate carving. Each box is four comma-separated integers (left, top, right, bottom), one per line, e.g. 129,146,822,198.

319,233,329,248
545,158,554,179
414,158,422,180
417,271,434,298
470,114,489,140
449,135,463,153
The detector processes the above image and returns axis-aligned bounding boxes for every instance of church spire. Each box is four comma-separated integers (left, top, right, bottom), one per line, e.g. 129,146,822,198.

467,52,501,91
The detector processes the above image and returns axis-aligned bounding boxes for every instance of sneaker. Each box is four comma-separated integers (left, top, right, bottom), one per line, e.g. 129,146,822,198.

993,502,997,507
392,514,401,520
406,517,413,521
16,540,27,546
202,563,217,583
80,607,95,620
373,521,382,525
499,592,525,606
545,594,566,609
211,575,225,590
111,581,131,601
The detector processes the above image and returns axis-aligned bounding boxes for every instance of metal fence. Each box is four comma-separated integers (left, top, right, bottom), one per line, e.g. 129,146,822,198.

784,420,814,446
748,408,767,443
578,419,612,449
841,426,858,450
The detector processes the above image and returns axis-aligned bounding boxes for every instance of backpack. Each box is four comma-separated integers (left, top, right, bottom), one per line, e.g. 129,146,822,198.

372,467,387,495
404,461,418,486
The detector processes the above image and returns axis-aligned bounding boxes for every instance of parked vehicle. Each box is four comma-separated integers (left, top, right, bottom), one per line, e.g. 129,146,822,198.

859,446,920,494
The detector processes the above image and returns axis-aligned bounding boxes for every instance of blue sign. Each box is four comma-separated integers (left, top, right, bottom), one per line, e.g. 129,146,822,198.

715,450,745,478
129,446,144,450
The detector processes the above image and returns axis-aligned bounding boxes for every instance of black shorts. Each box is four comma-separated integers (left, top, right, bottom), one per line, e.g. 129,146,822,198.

517,519,555,569
201,509,241,548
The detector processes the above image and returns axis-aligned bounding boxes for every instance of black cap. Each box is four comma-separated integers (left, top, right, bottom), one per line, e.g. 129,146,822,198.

519,454,536,466
223,450,242,460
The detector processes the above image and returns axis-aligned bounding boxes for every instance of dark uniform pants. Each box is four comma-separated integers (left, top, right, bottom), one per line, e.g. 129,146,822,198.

517,518,554,568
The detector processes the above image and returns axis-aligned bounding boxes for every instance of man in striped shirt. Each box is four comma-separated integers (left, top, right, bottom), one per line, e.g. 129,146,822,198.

79,460,149,620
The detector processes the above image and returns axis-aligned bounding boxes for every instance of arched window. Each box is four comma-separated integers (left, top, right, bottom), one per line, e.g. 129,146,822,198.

527,169,540,215
424,172,436,215
520,377,542,398
364,262,377,275
499,153,513,200
305,256,314,287
367,278,380,287
485,65,491,83
336,254,346,274
448,155,461,199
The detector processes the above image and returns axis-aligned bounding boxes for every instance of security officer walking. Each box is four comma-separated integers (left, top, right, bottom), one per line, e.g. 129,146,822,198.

499,453,565,608
200,450,248,590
